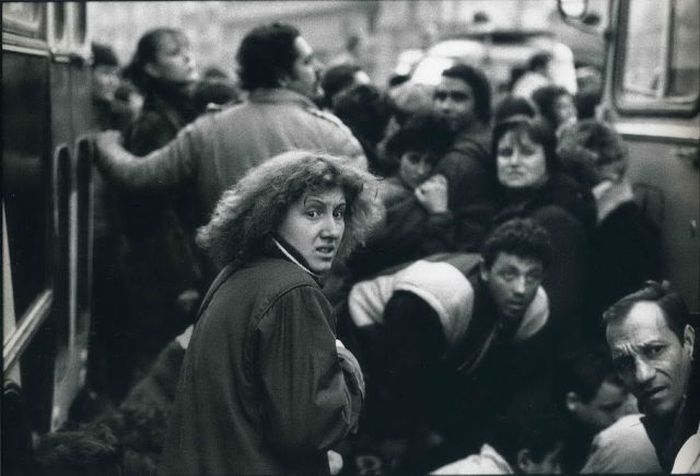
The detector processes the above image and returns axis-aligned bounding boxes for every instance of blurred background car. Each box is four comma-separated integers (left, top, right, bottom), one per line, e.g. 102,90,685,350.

409,29,577,99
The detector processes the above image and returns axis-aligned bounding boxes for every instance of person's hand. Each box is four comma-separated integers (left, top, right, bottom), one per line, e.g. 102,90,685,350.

95,130,122,149
93,130,123,164
415,174,449,214
176,289,201,318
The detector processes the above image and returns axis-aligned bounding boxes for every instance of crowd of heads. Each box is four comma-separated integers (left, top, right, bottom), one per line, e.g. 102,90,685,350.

41,19,695,476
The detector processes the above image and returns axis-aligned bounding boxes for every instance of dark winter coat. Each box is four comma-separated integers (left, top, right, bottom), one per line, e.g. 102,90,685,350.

493,173,595,351
120,85,203,366
160,251,364,475
345,176,472,281
587,200,662,328
345,125,496,282
433,124,497,251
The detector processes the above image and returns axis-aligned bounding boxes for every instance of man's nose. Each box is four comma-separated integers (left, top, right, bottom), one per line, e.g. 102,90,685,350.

634,358,655,386
513,276,527,294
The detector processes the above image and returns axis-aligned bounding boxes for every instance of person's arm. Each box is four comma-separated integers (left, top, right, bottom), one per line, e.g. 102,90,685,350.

94,126,198,194
435,147,495,252
257,285,364,456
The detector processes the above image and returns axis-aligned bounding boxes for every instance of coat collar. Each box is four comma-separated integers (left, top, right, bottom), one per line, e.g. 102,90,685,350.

269,235,322,282
247,88,318,109
593,179,635,224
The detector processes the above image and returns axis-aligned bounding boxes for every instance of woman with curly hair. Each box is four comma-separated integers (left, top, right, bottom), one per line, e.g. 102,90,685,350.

160,150,383,475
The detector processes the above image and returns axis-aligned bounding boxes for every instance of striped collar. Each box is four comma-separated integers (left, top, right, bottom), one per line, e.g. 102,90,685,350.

270,236,321,282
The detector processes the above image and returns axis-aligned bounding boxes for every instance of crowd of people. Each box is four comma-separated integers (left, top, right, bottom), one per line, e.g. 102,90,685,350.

31,20,698,476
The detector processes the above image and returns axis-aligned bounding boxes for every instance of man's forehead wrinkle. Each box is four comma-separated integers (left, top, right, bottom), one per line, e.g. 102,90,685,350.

609,328,671,358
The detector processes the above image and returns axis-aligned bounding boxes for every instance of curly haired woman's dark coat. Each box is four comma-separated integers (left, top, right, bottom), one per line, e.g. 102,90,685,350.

161,242,364,475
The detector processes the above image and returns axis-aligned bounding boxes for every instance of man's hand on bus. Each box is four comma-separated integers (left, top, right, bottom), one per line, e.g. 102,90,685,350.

93,130,124,164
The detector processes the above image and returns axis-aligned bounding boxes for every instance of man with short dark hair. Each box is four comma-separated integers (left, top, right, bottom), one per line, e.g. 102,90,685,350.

346,218,553,467
604,281,699,473
95,22,365,228
429,63,496,252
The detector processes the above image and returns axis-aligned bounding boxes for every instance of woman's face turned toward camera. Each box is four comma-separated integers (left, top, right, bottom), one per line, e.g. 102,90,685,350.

497,128,549,190
277,186,346,274
146,32,198,85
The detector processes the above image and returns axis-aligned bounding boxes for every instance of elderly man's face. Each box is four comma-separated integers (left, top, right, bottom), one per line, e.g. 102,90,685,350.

606,301,695,419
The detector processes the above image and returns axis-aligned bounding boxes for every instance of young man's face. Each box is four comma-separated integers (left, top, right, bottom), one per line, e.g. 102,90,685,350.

434,76,477,132
481,252,544,331
286,36,321,99
606,301,695,420
569,379,636,433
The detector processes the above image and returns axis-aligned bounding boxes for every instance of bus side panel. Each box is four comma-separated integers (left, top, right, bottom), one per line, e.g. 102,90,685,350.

2,50,56,434
1,52,51,320
70,63,96,414
48,60,79,430
622,129,699,312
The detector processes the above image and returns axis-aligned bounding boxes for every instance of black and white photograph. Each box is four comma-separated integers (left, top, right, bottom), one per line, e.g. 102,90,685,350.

2,1,698,474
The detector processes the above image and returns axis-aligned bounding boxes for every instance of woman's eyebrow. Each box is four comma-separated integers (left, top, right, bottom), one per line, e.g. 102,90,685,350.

303,196,334,207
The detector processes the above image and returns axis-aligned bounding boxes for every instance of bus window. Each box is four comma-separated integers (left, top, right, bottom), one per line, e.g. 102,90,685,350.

668,0,699,100
620,0,669,101
71,3,88,49
48,3,69,54
2,3,44,39
618,0,699,109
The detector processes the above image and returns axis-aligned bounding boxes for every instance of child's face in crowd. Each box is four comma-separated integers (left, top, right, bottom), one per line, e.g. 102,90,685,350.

497,129,549,190
398,151,434,189
277,186,346,274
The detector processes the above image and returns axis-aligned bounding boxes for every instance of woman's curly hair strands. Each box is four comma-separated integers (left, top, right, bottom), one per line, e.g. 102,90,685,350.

197,150,383,268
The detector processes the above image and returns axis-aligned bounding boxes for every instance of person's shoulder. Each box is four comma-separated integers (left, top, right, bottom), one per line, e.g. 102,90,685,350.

244,258,317,288
598,414,647,442
303,107,351,131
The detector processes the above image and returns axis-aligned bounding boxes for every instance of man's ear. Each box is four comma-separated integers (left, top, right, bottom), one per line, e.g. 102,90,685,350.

565,391,581,413
143,62,159,79
479,259,489,282
683,324,695,359
516,448,533,473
